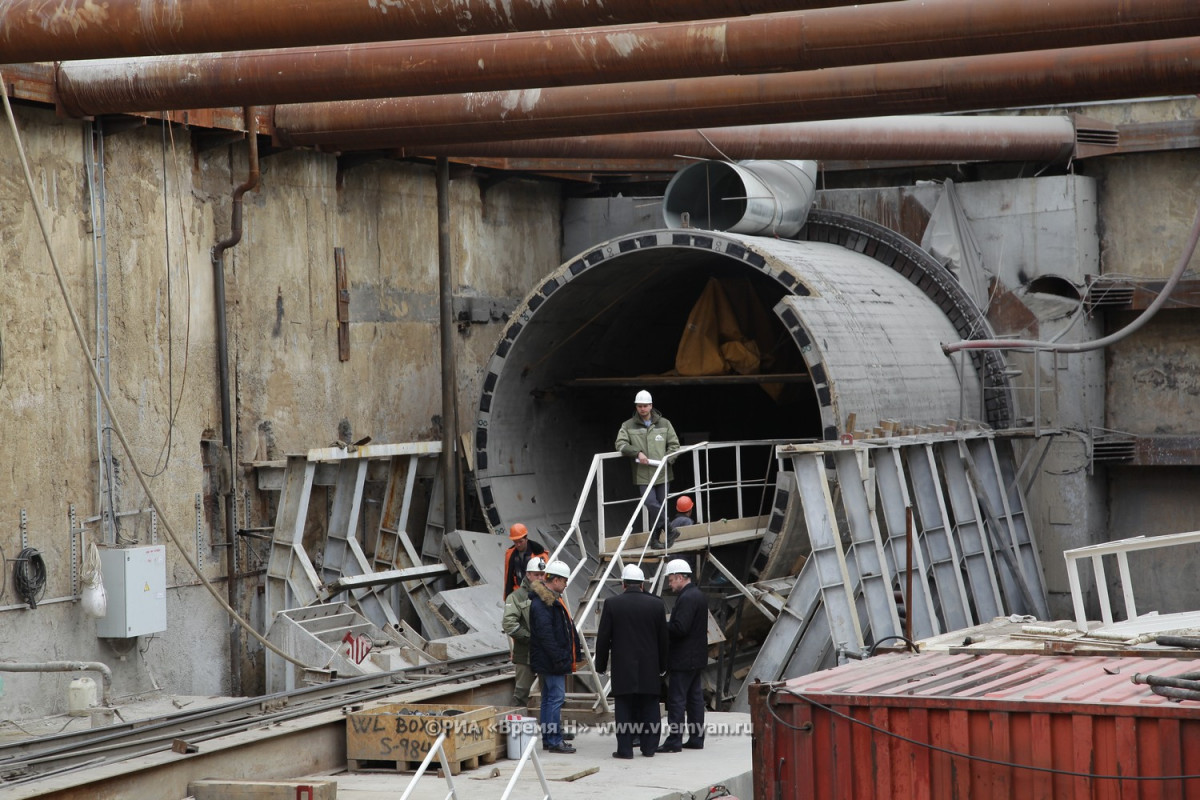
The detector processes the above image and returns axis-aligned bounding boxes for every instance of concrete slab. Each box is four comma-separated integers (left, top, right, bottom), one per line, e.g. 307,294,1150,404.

320,711,753,800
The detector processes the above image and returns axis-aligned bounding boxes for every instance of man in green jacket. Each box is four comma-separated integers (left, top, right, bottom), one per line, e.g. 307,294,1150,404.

502,556,546,707
615,390,680,547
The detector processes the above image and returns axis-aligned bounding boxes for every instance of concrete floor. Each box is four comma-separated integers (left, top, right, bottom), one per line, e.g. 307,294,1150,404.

317,711,754,800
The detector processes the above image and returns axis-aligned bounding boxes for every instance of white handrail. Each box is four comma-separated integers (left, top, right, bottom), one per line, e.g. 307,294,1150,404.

500,728,554,800
398,730,459,800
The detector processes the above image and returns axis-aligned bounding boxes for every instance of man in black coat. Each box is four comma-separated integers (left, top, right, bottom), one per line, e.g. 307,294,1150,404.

659,558,707,752
594,563,669,759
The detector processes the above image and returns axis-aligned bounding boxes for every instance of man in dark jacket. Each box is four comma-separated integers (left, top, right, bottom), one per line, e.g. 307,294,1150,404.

503,522,545,598
529,559,583,754
595,563,669,759
659,558,707,752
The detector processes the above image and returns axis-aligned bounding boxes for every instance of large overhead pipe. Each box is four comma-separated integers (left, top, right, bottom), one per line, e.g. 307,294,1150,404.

273,37,1200,150
406,116,1081,163
0,0,871,64
54,0,1200,116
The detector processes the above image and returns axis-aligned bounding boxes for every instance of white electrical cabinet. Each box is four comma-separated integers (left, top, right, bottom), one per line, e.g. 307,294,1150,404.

96,545,167,638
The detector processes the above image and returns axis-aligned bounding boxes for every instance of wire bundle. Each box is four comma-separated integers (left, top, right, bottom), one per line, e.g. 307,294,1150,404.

14,547,47,609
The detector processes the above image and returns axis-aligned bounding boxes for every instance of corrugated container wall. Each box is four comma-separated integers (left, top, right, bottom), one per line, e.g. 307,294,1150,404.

750,653,1200,799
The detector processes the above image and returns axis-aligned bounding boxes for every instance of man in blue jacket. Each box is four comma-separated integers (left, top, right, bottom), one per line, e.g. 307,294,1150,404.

659,558,707,752
529,559,583,754
595,563,669,759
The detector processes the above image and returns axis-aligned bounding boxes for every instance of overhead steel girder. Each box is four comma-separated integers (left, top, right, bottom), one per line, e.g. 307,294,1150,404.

0,0,869,64
272,37,1200,150
405,116,1081,164
53,0,1200,117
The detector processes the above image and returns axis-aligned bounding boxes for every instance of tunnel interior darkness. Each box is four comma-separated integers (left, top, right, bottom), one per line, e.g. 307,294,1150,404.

475,219,1008,546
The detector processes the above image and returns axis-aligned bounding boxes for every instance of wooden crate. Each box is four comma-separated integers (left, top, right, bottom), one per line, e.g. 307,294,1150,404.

346,702,506,774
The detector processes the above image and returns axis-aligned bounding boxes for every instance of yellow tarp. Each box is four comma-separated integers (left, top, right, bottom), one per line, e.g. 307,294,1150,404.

675,277,777,378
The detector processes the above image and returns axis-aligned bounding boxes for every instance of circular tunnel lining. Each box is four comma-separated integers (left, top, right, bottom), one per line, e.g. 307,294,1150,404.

474,210,1012,539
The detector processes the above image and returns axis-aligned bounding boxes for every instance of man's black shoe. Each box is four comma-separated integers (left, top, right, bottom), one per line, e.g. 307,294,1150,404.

612,751,634,759
682,741,704,750
641,751,655,757
656,744,682,753
547,743,576,754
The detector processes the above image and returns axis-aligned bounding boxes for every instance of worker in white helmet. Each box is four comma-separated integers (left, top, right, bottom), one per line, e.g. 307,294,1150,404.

658,557,706,752
502,556,547,708
529,559,583,754
614,389,680,546
594,563,668,759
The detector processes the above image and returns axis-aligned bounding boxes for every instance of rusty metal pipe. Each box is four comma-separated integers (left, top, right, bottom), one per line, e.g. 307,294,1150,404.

54,0,1200,117
405,116,1080,163
273,37,1200,150
0,0,872,64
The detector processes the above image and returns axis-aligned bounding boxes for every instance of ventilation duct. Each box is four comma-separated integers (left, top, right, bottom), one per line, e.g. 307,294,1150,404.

662,160,818,237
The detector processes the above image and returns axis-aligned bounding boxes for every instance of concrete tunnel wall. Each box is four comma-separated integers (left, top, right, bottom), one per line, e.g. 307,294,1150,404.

473,210,1013,542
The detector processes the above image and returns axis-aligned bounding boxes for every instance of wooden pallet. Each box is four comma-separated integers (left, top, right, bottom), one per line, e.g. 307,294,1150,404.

348,748,498,776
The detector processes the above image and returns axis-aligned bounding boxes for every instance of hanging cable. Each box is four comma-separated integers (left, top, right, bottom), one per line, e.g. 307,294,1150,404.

14,547,47,609
0,72,312,670
944,200,1200,355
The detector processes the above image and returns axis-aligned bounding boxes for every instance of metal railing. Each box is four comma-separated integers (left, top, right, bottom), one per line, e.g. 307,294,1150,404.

398,730,459,800
544,438,788,712
500,733,554,800
1064,529,1200,632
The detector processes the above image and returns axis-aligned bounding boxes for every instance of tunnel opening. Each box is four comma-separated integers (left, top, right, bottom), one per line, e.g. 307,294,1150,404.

476,213,1012,546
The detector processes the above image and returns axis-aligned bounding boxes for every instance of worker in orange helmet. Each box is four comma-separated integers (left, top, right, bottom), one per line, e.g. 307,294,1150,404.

503,522,545,598
662,495,695,550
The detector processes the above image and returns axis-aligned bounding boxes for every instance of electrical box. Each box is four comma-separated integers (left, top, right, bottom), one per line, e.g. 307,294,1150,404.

96,545,167,638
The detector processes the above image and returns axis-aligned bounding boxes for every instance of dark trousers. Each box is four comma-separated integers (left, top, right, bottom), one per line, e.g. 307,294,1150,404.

663,668,705,748
640,483,667,533
614,693,661,757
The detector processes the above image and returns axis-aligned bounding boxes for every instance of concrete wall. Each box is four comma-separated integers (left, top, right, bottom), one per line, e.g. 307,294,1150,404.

0,105,561,720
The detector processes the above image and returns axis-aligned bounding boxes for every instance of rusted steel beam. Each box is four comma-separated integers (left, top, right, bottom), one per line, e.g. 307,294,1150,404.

54,0,1200,116
404,117,1078,163
1134,436,1200,467
273,37,1200,150
0,0,868,64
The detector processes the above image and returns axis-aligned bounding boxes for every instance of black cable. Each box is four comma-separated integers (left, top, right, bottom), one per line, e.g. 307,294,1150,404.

772,686,1200,782
14,547,47,609
867,634,918,656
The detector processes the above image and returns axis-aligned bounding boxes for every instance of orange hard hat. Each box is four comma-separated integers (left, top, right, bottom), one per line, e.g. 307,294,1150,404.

676,495,694,513
508,523,528,540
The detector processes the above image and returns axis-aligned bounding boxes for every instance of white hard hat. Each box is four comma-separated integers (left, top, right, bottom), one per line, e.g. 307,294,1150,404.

526,557,547,575
634,390,653,405
621,564,645,582
664,558,692,576
545,560,571,580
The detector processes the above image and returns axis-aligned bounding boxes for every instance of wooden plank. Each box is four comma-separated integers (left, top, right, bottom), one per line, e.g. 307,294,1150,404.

568,373,811,387
187,779,336,800
603,514,767,553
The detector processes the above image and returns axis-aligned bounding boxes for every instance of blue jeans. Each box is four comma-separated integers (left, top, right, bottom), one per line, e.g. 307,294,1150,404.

539,673,566,747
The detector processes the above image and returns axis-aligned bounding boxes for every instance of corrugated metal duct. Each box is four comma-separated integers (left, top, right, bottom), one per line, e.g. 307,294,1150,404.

472,211,1011,537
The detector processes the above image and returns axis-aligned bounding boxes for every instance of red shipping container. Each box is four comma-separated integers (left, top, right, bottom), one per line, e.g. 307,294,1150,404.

749,652,1200,799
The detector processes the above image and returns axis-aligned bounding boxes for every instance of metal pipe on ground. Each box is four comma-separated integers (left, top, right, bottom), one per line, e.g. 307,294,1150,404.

0,661,113,705
210,107,259,697
404,116,1081,163
0,0,868,64
53,0,1200,116
272,37,1200,150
